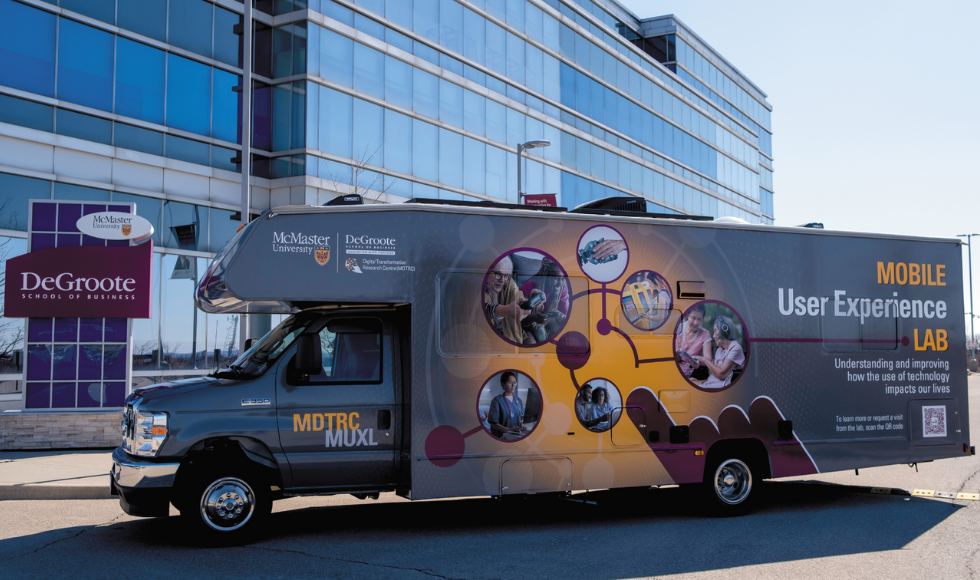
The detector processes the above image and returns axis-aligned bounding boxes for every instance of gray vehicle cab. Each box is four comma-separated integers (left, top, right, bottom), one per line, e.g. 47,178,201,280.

111,305,411,539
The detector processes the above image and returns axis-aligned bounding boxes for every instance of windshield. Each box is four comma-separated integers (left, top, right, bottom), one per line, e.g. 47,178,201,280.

214,312,321,379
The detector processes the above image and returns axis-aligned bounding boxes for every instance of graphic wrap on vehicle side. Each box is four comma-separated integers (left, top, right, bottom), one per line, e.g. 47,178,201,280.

198,208,967,500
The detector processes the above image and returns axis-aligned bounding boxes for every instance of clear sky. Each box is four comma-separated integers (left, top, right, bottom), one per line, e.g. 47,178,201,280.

618,0,980,338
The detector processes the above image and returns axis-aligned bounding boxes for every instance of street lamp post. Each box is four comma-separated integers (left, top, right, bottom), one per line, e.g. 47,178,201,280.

517,140,551,203
958,233,978,362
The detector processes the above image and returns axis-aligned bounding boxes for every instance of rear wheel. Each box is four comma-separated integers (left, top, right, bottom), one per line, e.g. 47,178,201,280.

702,457,757,516
179,467,272,545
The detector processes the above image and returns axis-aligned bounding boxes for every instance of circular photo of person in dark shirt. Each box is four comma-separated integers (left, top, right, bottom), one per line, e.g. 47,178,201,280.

477,370,543,442
483,249,571,347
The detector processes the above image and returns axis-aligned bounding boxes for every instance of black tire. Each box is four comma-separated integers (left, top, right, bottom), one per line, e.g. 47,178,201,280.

178,465,273,546
701,456,757,517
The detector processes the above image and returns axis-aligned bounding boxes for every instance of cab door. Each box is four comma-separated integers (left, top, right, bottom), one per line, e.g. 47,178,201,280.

276,315,399,491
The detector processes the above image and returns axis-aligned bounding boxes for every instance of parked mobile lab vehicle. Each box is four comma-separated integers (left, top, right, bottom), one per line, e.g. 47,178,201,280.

110,197,974,541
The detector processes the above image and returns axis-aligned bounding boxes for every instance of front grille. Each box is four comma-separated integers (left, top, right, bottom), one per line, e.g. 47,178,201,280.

121,398,139,452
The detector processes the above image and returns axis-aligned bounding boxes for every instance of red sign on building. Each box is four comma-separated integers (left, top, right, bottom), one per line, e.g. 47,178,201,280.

4,242,153,318
523,194,558,207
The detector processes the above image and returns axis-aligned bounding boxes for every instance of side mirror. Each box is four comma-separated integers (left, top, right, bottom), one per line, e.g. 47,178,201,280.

244,337,257,351
293,334,323,375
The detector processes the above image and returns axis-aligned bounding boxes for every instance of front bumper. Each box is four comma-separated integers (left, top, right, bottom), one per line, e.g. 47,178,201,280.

110,447,181,517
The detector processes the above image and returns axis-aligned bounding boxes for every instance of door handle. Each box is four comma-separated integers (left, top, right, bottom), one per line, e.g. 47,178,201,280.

378,409,391,430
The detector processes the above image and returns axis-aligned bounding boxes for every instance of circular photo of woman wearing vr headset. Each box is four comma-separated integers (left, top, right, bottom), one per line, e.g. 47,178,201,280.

673,300,750,391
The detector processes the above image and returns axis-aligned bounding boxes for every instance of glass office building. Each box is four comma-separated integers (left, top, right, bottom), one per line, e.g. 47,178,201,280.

0,0,774,410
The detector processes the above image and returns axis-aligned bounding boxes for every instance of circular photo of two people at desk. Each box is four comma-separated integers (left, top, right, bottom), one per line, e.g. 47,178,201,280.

477,370,543,442
483,249,571,347
673,301,749,391
574,379,623,432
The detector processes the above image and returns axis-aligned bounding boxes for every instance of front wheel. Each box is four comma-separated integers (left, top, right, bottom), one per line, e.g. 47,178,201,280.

180,468,272,545
703,457,757,516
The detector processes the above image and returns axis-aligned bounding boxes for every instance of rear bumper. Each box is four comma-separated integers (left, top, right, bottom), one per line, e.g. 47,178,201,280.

110,447,180,517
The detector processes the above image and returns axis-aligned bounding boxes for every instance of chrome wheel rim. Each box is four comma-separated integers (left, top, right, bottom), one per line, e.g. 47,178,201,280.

714,459,752,505
200,477,255,531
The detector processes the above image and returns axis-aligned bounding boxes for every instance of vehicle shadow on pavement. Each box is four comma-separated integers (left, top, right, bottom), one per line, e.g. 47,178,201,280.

1,481,962,578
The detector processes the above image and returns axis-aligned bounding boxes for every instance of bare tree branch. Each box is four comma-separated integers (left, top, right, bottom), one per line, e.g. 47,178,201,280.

323,146,397,205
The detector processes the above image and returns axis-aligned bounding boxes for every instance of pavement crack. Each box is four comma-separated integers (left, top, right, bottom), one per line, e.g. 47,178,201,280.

252,545,474,580
0,513,124,562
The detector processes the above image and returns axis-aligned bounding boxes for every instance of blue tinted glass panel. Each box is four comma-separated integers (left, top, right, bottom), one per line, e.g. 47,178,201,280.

505,32,524,84
440,0,463,54
486,100,505,144
353,44,385,99
211,145,237,171
209,207,240,252
118,0,167,42
486,22,505,76
322,1,353,25
28,318,53,342
505,107,523,148
56,203,81,232
55,110,112,145
78,346,102,380
214,6,241,67
272,85,291,151
384,109,412,175
57,234,81,247
439,80,463,128
114,124,164,156
385,28,413,53
486,0,505,21
169,0,213,57
79,318,104,342
463,137,485,194
526,3,542,43
384,56,413,110
505,0,524,32
115,38,165,125
321,29,353,87
77,382,101,407
61,0,114,23
167,54,211,136
26,382,50,408
166,135,210,165
462,8,485,65
53,345,76,380
104,382,125,407
462,90,485,137
162,201,208,251
319,88,352,157
485,145,505,199
27,345,51,380
386,0,413,29
0,0,56,96
58,20,113,111
0,94,52,132
438,128,462,188
104,345,126,380
52,382,75,408
54,318,78,342
414,0,439,42
352,99,384,167
412,119,438,181
213,70,240,143
354,13,385,41
413,69,439,120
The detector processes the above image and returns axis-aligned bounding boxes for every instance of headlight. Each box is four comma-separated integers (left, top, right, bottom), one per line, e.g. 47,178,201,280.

132,411,168,457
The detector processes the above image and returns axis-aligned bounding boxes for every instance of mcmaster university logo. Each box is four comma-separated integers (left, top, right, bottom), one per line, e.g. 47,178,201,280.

315,246,330,266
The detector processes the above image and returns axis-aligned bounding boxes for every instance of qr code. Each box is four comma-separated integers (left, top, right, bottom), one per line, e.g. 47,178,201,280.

922,406,947,438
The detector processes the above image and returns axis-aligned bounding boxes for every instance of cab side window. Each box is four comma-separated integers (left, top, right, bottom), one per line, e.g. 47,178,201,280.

308,318,382,383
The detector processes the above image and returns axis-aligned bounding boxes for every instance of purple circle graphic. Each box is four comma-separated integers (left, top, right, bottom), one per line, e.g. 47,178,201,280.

482,248,572,348
620,270,673,331
596,318,612,336
557,331,591,370
576,225,629,284
425,425,465,467
672,300,751,393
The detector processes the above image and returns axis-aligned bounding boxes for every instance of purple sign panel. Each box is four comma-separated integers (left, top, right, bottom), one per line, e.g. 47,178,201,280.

4,242,153,318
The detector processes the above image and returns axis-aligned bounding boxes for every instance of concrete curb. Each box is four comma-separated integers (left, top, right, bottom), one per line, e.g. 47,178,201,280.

0,484,115,501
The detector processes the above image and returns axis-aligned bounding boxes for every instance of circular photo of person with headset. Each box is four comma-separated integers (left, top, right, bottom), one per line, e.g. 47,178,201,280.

673,300,750,392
